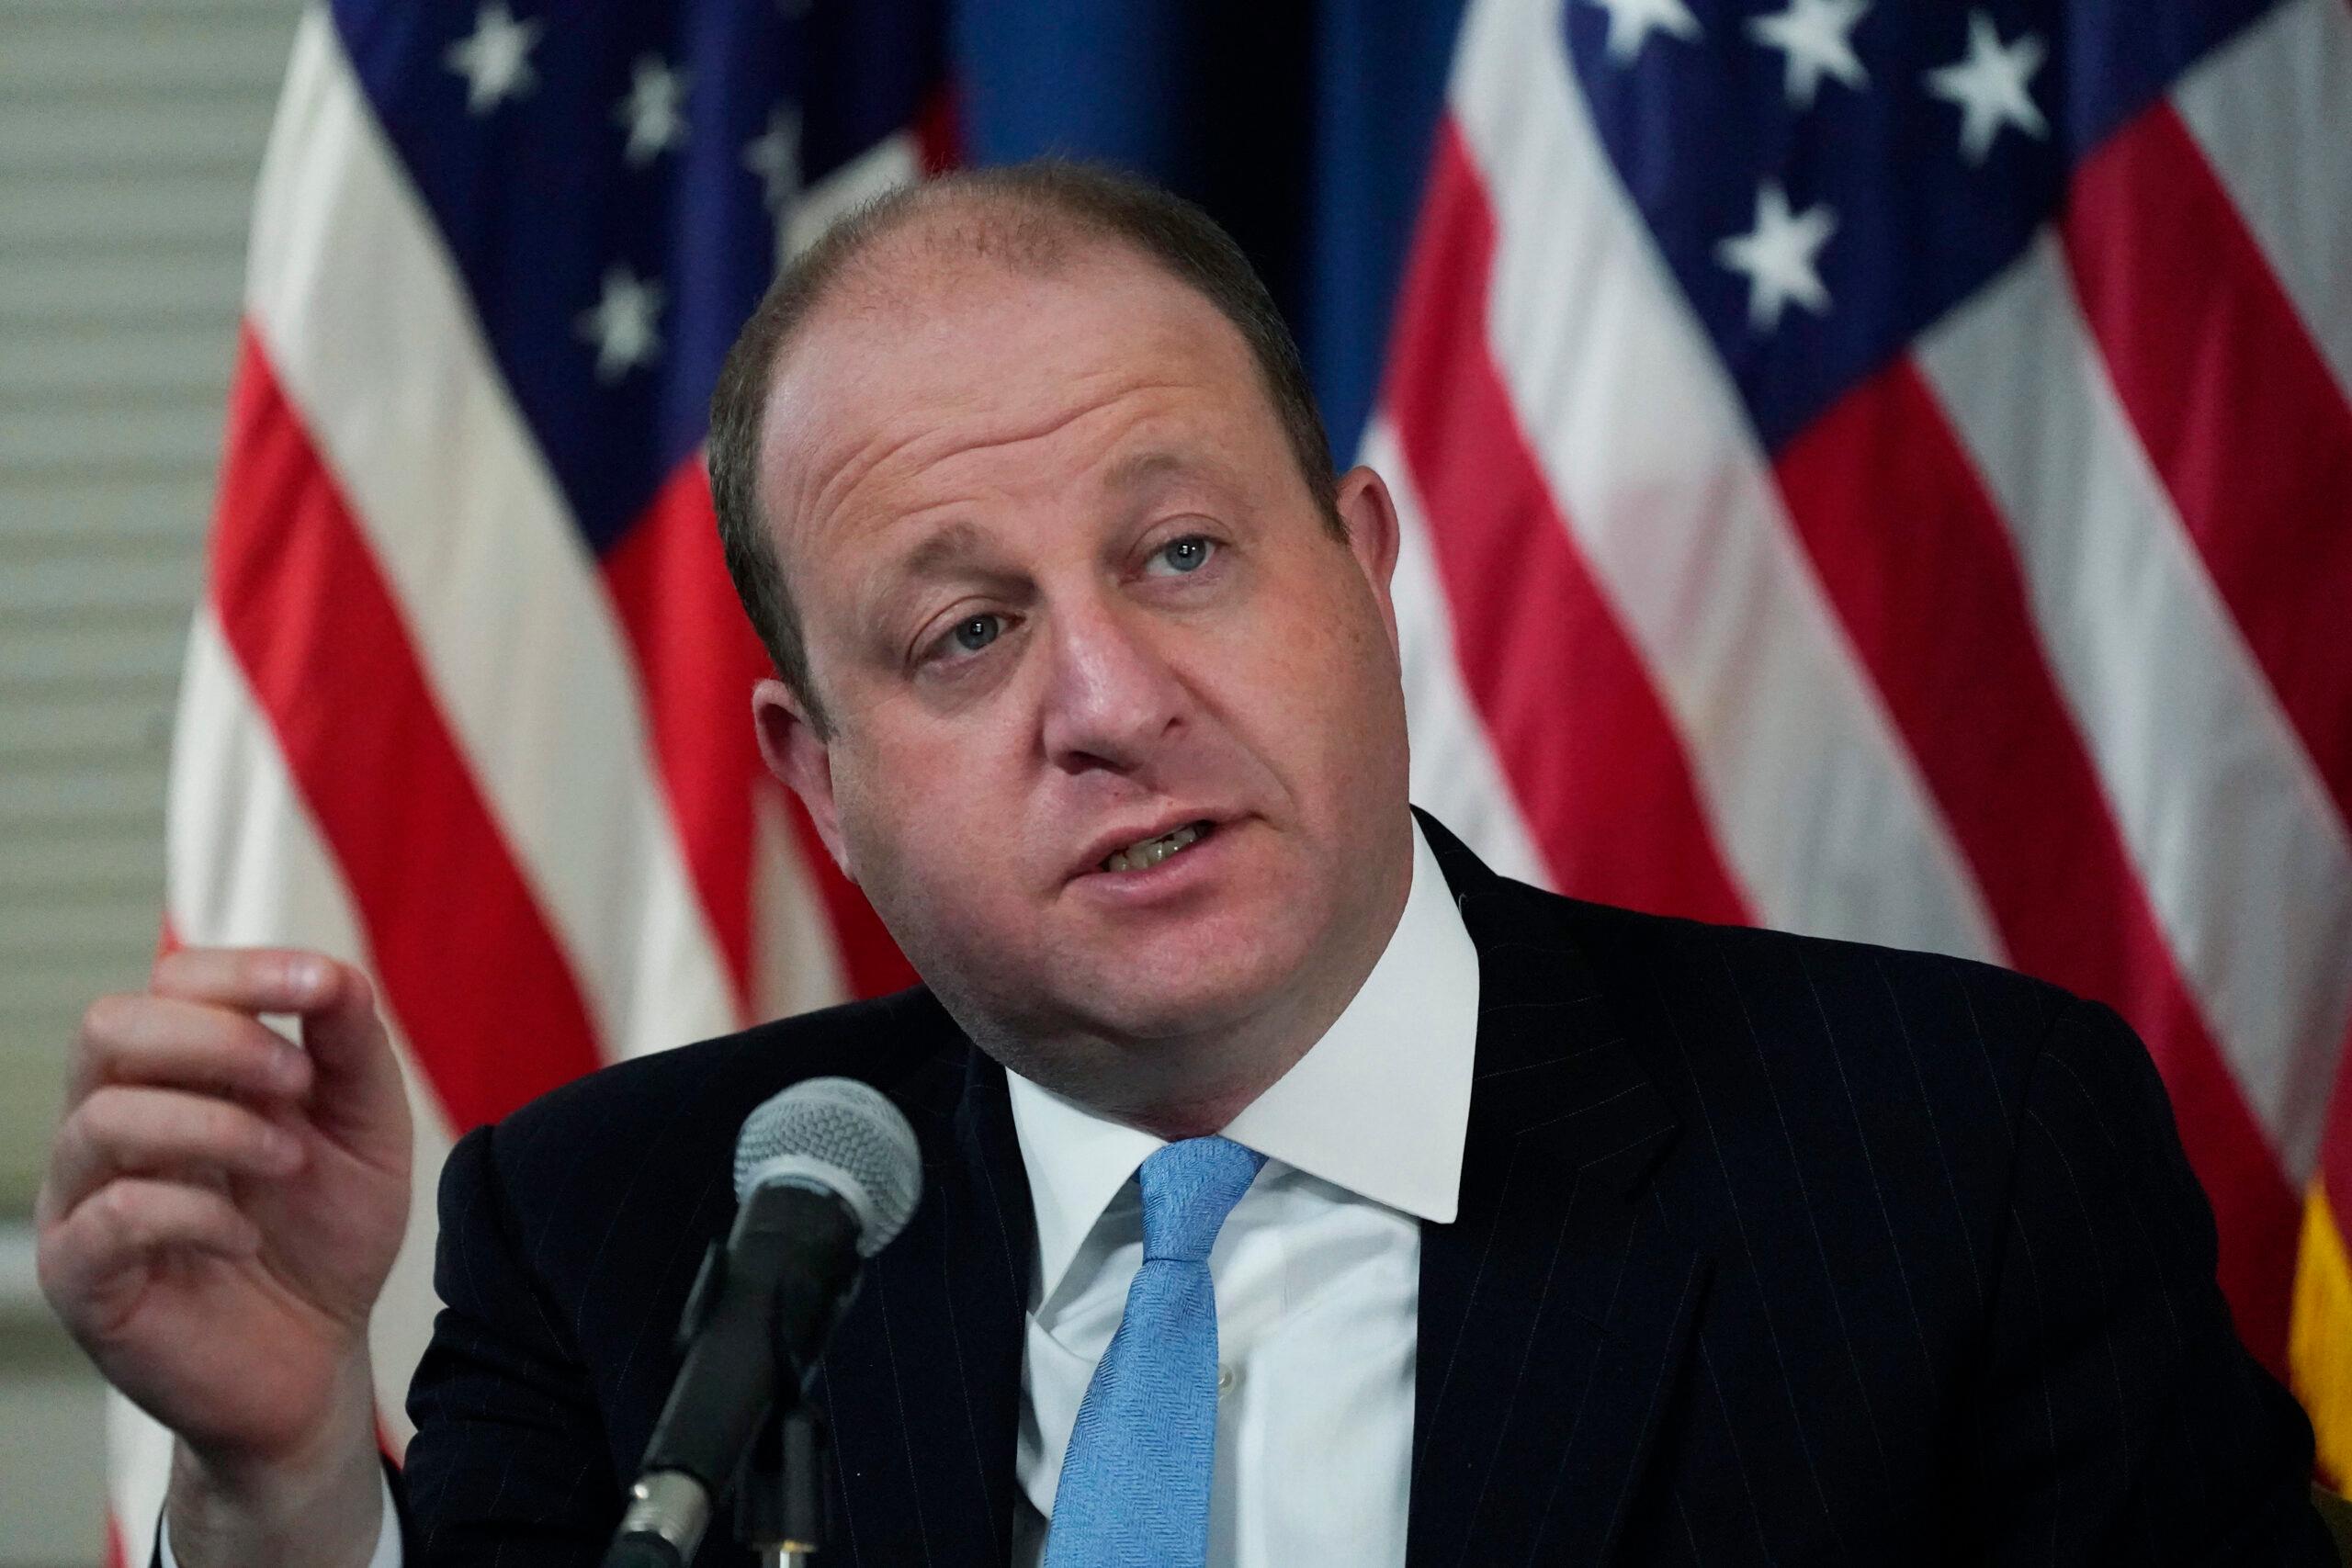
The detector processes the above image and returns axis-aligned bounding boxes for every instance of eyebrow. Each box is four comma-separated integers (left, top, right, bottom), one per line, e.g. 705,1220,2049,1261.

878,453,1220,581
856,519,1008,639
856,452,1234,634
1103,448,1217,493
890,519,993,584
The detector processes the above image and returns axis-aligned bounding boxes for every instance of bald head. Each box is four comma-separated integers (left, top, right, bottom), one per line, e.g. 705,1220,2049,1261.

707,162,1338,737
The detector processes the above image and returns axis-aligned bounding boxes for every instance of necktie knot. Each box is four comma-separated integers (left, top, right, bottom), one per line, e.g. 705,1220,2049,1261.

1137,1135,1266,1263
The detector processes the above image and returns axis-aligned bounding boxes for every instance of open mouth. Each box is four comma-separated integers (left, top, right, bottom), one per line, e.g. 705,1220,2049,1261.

1099,819,1216,874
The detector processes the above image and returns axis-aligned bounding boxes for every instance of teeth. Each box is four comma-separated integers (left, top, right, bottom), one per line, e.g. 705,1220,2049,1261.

1102,821,1205,874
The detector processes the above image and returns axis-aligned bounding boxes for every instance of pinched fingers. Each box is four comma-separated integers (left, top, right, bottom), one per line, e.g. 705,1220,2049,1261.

148,946,339,1015
72,993,312,1105
45,1085,303,1220
149,947,397,1115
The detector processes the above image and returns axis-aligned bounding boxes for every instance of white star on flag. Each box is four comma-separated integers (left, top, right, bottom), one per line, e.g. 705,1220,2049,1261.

445,2,543,115
577,265,665,381
1747,0,1870,109
1585,0,1702,63
1926,12,2049,164
1714,182,1838,332
743,106,802,213
616,56,689,167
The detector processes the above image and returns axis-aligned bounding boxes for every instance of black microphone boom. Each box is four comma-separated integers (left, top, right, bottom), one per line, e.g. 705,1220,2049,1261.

618,1182,859,1562
604,1077,922,1568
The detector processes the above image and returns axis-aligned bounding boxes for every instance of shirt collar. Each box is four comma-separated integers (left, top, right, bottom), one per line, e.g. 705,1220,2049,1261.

1005,816,1480,1306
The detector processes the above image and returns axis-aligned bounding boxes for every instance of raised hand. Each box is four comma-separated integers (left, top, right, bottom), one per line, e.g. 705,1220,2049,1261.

36,948,412,1562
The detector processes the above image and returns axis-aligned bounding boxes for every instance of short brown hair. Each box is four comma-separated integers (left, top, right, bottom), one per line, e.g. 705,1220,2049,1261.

706,159,1339,738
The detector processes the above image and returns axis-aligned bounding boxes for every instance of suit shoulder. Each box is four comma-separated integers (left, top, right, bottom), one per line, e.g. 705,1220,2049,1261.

1421,810,2070,1047
1520,884,2083,1105
1581,892,2064,1010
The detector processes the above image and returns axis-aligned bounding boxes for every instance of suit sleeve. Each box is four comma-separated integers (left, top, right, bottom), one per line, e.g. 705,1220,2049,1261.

397,1122,621,1563
1965,998,2333,1564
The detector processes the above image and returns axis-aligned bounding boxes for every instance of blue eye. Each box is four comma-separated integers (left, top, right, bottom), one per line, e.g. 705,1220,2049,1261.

1153,536,1215,574
951,615,1001,653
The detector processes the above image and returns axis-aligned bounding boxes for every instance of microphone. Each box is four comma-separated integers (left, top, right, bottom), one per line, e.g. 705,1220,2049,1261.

604,1077,922,1568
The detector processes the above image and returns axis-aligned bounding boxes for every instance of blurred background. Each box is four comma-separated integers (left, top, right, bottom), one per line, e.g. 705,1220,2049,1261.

5,6,300,1562
4,0,2347,1562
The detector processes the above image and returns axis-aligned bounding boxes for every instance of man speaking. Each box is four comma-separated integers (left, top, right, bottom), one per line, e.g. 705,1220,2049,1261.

37,164,2333,1564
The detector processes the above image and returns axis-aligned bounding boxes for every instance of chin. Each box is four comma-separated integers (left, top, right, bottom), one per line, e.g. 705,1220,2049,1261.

1088,934,1312,1039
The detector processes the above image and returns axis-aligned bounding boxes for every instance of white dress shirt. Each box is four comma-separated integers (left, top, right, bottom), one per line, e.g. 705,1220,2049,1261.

167,818,1477,1568
1008,818,1480,1567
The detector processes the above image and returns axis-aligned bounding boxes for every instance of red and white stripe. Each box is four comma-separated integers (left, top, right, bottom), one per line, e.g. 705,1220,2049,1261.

1364,412,1552,891
2173,0,2352,410
116,609,459,1537
1916,234,2352,1176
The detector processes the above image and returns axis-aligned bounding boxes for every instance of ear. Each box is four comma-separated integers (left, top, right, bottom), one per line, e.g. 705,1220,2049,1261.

752,678,855,884
1334,465,1405,660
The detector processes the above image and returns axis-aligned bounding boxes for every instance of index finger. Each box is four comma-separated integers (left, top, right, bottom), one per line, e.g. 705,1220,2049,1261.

151,949,401,1136
149,947,343,1018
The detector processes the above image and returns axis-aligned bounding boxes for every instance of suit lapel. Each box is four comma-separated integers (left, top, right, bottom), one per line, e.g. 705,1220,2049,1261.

1408,818,1709,1567
816,1007,1034,1567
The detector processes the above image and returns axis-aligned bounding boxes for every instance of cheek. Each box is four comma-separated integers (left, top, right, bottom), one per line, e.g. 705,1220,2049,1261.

826,741,924,886
829,727,1012,908
1227,570,1396,755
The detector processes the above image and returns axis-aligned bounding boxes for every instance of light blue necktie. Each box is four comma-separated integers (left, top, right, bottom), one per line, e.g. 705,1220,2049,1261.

1043,1135,1267,1568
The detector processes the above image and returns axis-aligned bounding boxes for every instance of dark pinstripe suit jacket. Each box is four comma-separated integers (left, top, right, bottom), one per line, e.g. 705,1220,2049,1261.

390,813,2331,1564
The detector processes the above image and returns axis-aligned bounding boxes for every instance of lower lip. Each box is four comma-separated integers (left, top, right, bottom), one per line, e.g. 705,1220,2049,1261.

1069,822,1236,906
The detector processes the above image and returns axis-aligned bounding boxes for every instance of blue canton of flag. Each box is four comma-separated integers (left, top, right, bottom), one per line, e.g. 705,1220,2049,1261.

1564,0,2282,450
331,0,944,554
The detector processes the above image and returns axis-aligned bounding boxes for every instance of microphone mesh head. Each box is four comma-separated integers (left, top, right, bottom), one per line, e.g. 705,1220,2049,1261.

733,1077,922,1257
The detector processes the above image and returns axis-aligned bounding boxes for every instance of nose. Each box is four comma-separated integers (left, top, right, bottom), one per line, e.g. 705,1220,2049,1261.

1037,595,1187,778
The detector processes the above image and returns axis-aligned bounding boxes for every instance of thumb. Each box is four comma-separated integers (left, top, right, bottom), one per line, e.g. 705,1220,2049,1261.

296,962,408,1149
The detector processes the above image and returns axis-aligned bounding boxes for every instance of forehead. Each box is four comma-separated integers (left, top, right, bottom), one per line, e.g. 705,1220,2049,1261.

756,240,1283,562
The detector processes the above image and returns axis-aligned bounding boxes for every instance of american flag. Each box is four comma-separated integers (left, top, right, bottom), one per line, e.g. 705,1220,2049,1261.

121,0,2352,1551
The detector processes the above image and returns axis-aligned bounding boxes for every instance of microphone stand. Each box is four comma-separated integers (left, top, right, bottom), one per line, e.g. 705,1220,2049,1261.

737,1379,830,1565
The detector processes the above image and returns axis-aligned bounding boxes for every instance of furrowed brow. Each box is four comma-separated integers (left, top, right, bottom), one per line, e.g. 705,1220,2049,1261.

892,519,991,582
857,520,1003,633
